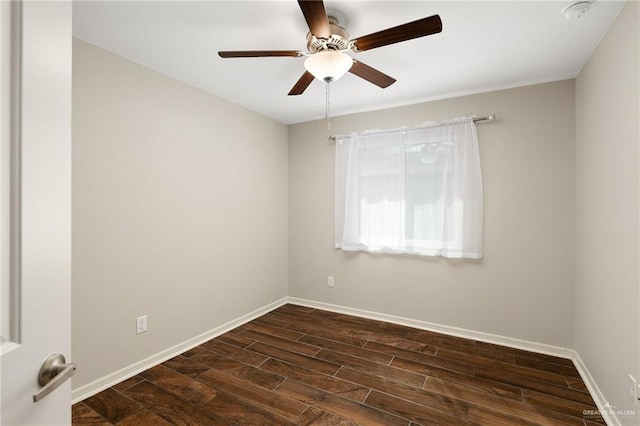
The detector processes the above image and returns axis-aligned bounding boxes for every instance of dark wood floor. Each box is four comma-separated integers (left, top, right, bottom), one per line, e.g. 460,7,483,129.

73,304,604,425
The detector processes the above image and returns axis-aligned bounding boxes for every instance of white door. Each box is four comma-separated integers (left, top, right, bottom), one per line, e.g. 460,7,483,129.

1,1,72,425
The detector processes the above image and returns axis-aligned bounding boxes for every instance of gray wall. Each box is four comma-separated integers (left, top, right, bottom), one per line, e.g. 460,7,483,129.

72,39,288,389
575,2,639,421
288,80,576,348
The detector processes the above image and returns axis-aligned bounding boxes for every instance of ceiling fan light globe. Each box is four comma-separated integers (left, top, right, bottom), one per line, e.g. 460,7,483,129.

304,51,353,83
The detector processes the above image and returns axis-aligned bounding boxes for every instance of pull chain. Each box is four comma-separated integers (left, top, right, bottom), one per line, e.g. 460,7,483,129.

325,80,331,132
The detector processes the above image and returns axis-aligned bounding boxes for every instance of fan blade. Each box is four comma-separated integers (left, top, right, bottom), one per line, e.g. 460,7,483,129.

349,60,396,88
297,0,331,38
218,50,303,58
352,15,442,52
288,71,315,96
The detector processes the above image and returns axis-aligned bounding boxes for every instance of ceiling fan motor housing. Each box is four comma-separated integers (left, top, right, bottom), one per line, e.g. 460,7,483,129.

306,18,350,53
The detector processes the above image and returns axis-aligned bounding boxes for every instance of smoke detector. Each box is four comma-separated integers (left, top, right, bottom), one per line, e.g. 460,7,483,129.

562,1,593,19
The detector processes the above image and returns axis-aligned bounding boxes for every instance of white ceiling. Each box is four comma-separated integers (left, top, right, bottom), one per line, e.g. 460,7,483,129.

73,1,625,124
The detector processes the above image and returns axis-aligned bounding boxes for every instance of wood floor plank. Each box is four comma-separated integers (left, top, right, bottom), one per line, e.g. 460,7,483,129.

72,403,111,426
276,379,409,426
514,355,582,378
322,324,410,344
478,360,569,386
275,304,316,315
337,367,469,420
181,345,207,358
475,365,596,405
365,336,437,353
196,368,308,420
201,339,269,366
364,390,470,426
248,341,342,375
299,334,394,364
83,388,142,424
261,358,371,403
215,330,257,348
138,364,217,405
244,319,306,340
315,349,426,387
297,406,359,425
436,346,516,366
201,391,298,425
475,341,575,367
467,406,544,426
389,349,477,376
190,348,249,371
239,328,322,356
405,329,478,352
253,312,292,328
522,389,599,419
566,376,590,393
285,320,369,347
363,340,438,361
273,306,334,323
116,408,173,426
419,365,525,401
227,364,287,390
267,310,316,325
111,376,145,393
161,354,211,378
122,381,226,425
320,313,411,338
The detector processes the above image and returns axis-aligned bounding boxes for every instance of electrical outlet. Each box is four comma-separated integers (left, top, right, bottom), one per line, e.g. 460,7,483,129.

327,276,335,287
628,375,638,405
136,315,147,334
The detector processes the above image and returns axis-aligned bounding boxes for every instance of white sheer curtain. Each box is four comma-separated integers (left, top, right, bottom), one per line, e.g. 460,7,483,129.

335,117,483,258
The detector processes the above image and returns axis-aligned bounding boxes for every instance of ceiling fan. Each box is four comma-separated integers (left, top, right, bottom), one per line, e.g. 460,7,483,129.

218,0,442,96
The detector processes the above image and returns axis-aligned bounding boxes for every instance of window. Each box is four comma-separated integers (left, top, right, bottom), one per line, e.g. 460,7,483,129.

335,117,483,258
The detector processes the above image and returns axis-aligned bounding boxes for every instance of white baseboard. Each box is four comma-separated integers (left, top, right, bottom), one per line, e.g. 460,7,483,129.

72,295,615,426
287,297,575,359
71,297,288,404
572,352,620,426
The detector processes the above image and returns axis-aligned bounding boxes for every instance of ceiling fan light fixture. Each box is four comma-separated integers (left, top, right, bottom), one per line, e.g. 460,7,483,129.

304,51,353,83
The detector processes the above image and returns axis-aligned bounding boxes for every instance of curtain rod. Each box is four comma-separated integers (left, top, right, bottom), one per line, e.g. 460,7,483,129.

328,114,496,144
